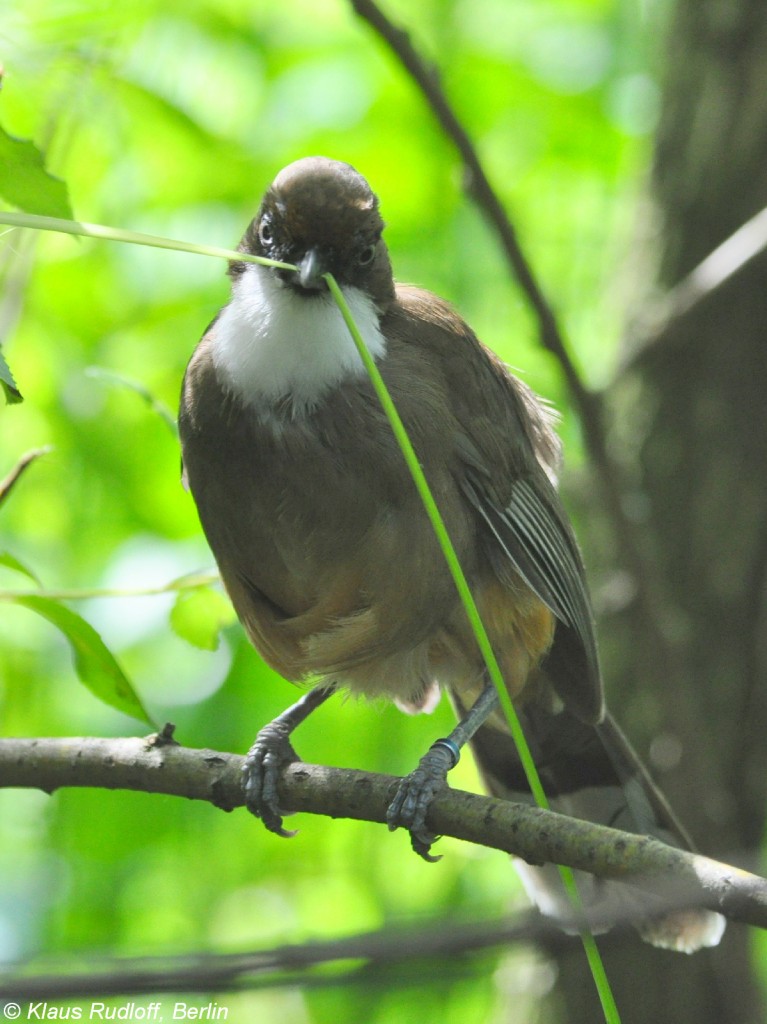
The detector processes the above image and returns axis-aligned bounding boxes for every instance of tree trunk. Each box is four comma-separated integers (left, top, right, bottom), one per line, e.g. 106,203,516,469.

545,0,767,1019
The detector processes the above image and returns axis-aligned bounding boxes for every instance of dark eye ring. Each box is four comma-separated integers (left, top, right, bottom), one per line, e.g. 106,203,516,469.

258,218,274,247
358,243,376,266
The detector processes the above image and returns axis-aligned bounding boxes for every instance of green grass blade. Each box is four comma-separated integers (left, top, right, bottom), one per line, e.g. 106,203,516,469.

0,210,294,271
325,272,621,1024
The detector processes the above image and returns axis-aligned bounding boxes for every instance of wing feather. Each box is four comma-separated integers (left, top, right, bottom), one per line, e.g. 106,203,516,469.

462,471,602,722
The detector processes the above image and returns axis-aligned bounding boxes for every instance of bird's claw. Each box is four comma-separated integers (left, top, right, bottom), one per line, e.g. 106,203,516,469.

386,740,458,862
242,721,300,838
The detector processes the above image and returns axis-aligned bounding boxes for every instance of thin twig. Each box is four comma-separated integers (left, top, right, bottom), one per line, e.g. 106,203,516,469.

349,0,582,395
623,202,767,371
0,915,556,1001
0,447,52,508
1,736,764,930
0,572,219,602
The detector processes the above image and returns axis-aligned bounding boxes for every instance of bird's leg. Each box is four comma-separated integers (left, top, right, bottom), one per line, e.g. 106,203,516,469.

387,680,500,860
243,682,337,836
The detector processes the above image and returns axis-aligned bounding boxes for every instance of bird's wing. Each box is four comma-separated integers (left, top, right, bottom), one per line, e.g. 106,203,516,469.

461,468,603,722
390,285,602,722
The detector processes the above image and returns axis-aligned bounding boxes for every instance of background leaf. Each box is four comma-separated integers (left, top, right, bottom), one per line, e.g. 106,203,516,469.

11,595,154,726
0,550,41,584
0,126,74,219
0,346,22,404
170,585,236,650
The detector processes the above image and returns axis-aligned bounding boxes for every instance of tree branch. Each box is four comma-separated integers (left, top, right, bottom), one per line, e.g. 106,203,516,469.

0,447,52,508
2,736,765,931
1,913,559,1001
622,202,767,371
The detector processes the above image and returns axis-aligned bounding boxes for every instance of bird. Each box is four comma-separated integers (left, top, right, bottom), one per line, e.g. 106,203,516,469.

178,155,725,952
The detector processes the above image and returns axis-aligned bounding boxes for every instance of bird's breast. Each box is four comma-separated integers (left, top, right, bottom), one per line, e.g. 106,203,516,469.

210,264,387,418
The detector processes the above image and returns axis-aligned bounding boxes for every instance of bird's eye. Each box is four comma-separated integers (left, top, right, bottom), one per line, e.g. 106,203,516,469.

358,243,376,267
258,218,274,247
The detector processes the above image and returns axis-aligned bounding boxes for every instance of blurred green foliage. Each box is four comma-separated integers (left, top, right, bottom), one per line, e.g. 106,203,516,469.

0,0,664,1019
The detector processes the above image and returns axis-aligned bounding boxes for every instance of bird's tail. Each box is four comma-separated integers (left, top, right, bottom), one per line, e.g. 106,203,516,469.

459,696,725,952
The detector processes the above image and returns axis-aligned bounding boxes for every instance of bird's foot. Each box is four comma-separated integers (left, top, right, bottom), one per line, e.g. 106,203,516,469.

386,739,460,862
242,721,300,838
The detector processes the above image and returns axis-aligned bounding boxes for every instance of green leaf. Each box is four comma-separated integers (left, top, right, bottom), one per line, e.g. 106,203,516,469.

12,595,154,726
0,125,74,220
0,346,22,404
170,586,235,650
0,551,41,585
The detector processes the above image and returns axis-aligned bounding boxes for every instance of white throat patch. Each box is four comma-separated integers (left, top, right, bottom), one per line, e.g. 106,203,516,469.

211,264,387,415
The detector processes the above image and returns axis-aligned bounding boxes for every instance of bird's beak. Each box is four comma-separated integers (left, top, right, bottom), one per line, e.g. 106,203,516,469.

296,248,327,291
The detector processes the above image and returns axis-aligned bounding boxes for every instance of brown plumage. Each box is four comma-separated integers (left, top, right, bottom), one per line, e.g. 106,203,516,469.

181,285,570,712
179,157,724,952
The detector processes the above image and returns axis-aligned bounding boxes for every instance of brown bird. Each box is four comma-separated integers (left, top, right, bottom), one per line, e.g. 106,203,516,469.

179,156,724,952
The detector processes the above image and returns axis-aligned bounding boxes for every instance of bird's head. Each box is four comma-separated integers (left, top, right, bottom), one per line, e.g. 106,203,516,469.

231,157,395,306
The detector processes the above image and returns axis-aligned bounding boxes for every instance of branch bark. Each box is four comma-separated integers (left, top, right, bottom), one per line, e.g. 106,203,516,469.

2,735,765,931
